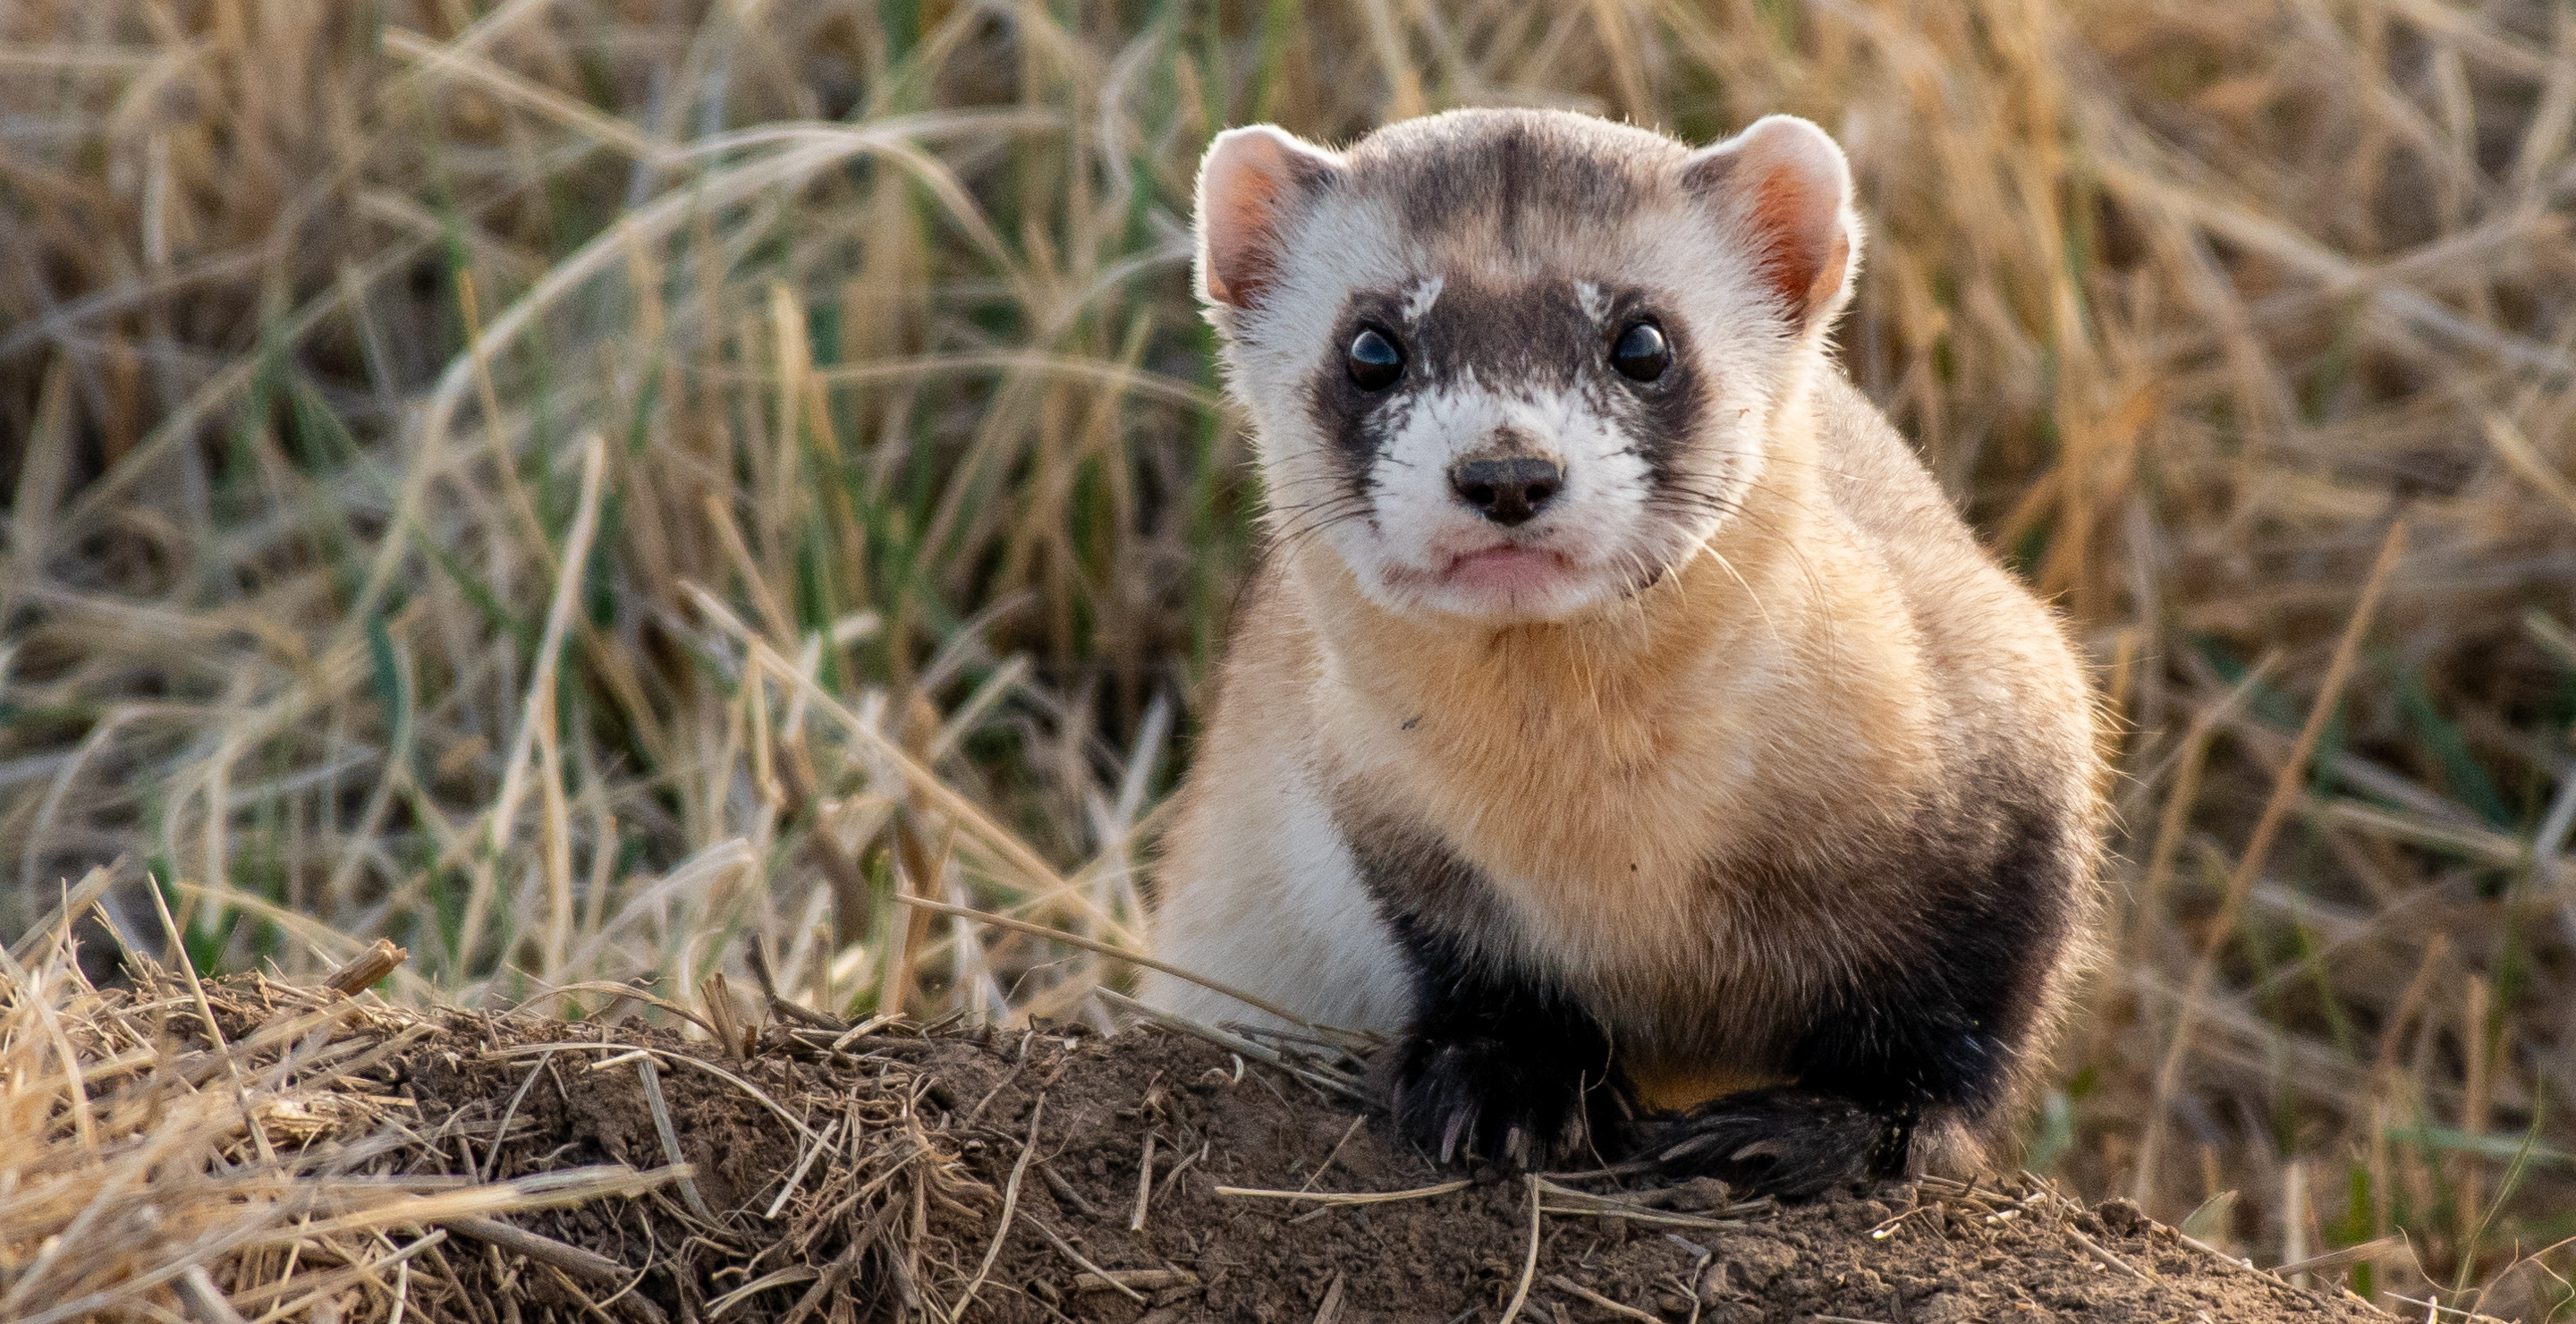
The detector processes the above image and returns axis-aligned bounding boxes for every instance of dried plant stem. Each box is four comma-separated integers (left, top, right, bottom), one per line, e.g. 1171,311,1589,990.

1128,1129,1157,1232
2274,1237,2406,1279
763,1118,843,1221
682,587,1130,938
1310,1270,1347,1324
2134,521,2409,1197
2068,1228,2159,1285
903,896,1318,1032
322,939,408,997
469,432,607,970
1096,989,1372,1106
1071,1269,1198,1294
4,865,114,966
2130,657,2280,959
441,1217,627,1286
481,1048,556,1183
1038,1162,1101,1220
175,1265,250,1324
1297,1115,1368,1193
1497,1176,1543,1324
951,1094,1041,1322
1547,1274,1660,1324
1215,1180,1475,1206
496,1040,820,1142
635,1057,716,1222
1025,1218,1146,1303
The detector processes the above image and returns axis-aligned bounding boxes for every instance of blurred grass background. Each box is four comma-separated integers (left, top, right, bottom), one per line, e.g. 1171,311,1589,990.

3,0,2573,1314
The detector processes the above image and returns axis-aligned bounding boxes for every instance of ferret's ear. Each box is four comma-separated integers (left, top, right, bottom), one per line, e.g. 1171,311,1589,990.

1679,115,1860,333
1195,125,1344,310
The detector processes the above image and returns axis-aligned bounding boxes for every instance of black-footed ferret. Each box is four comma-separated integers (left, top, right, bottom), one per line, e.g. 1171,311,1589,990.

1141,108,2106,1199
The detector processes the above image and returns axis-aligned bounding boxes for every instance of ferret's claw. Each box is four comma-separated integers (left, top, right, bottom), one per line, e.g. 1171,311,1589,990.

1439,1108,1472,1163
1385,1030,1618,1170
1640,1089,1904,1201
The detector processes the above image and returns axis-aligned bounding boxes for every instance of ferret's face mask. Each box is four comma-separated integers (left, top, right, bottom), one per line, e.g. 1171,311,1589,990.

1192,111,1859,624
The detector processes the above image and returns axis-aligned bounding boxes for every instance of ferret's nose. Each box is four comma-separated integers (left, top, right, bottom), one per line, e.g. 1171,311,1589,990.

1448,456,1564,527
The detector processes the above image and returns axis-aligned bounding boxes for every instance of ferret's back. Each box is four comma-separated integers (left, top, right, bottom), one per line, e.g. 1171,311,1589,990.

1811,369,1985,565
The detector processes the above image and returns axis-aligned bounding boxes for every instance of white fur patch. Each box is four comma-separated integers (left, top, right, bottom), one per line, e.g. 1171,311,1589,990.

1355,373,1661,619
1402,275,1445,323
1575,280,1610,322
1140,763,1411,1032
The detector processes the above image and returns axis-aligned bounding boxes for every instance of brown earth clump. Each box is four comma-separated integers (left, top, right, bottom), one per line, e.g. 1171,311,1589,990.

9,956,2421,1324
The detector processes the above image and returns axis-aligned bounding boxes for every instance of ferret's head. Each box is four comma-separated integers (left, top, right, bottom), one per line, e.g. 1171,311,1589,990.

1193,108,1860,623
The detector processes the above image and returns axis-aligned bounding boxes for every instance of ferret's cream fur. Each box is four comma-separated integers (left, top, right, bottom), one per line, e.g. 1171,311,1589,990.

1143,108,2106,1181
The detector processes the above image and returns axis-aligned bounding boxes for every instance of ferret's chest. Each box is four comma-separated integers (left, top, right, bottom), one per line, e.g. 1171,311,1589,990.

1325,752,1859,1084
1313,644,1920,1058
1327,697,1767,960
1314,632,1808,908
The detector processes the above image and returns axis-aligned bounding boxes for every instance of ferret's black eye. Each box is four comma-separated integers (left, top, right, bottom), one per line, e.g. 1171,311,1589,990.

1611,321,1669,382
1346,326,1404,392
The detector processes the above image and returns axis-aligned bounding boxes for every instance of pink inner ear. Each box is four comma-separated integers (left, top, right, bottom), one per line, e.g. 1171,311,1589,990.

1198,127,1344,309
1207,167,1289,307
1743,164,1843,320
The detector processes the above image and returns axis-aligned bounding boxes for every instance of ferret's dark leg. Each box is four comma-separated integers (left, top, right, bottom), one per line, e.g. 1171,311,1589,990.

1338,805,1626,1168
1380,909,1626,1167
1642,1089,1911,1196
1647,806,2080,1199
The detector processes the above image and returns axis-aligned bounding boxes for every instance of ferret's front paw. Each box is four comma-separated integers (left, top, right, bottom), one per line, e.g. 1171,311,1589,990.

1639,1089,1906,1199
1385,1033,1612,1168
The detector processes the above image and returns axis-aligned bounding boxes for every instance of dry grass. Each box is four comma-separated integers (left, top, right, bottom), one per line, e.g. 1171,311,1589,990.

0,886,685,1323
3,0,2573,1317
0,903,2366,1324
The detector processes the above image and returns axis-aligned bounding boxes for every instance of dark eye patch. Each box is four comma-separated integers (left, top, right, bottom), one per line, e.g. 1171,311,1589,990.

1299,279,1707,517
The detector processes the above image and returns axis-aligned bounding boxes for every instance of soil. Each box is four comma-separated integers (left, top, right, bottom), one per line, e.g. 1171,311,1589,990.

342,1004,2393,1324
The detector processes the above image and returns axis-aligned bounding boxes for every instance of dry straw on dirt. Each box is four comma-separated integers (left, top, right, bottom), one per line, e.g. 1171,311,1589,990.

3,0,2574,1318
0,891,683,1322
0,904,2453,1323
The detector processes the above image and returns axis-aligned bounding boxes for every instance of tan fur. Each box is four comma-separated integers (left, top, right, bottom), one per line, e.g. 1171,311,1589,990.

1157,372,2103,1152
1145,109,2106,1176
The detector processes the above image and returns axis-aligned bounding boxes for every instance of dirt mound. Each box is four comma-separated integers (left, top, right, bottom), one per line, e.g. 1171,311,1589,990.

332,996,2387,1324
